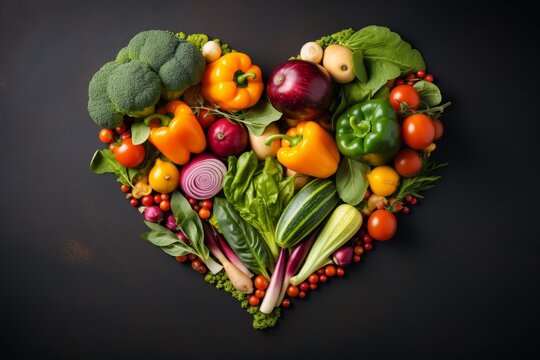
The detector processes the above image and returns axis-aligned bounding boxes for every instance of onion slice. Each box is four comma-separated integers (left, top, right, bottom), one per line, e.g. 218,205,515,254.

180,154,227,200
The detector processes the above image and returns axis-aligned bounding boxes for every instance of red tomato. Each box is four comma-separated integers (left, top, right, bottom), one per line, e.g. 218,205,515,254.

389,85,420,112
197,106,217,128
159,200,171,211
286,286,300,298
433,119,444,140
198,208,211,219
248,295,260,307
394,148,423,177
141,195,153,206
402,114,435,149
254,289,265,299
99,128,115,143
367,210,398,241
115,122,127,135
254,275,269,290
113,138,145,168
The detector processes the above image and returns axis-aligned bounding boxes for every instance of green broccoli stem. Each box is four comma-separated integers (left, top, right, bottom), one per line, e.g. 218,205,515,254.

234,70,257,88
143,114,171,127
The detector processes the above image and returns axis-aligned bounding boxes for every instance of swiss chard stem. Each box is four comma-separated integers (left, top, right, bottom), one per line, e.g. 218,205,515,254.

259,248,287,314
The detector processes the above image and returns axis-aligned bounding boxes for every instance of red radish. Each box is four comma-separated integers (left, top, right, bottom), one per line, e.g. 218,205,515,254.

207,118,248,157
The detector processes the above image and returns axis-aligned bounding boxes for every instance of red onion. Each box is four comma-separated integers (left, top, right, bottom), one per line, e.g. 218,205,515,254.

332,245,353,267
266,59,333,121
143,206,163,223
206,118,248,157
165,214,177,231
180,154,227,200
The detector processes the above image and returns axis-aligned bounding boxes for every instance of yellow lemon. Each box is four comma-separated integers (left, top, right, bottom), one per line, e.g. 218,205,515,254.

148,158,180,194
367,166,400,197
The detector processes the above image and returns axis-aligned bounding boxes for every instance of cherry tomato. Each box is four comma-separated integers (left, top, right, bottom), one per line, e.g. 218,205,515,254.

424,74,434,82
336,267,345,277
191,259,202,272
254,289,265,299
248,295,260,307
115,122,127,135
129,198,138,207
188,197,197,206
197,108,217,128
287,286,300,298
389,85,420,112
254,275,269,290
120,132,131,140
160,193,170,201
281,299,291,308
201,199,213,210
325,265,336,277
120,184,131,193
109,143,117,152
141,195,154,206
298,291,307,299
416,70,426,78
368,209,398,241
198,208,211,219
309,283,318,290
113,138,145,168
433,119,444,140
394,148,423,177
99,128,115,143
319,274,328,283
299,282,310,292
175,255,187,263
153,195,162,204
308,274,319,284
159,200,171,211
402,114,435,149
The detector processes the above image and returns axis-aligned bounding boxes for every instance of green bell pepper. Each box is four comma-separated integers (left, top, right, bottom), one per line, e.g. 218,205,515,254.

335,99,400,166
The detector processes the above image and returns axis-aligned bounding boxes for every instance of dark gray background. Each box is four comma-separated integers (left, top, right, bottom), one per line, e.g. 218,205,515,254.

1,0,538,358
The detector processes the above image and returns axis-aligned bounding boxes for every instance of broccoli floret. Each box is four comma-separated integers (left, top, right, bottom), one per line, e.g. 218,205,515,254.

88,61,124,129
88,30,206,128
204,270,281,330
252,308,281,330
176,32,232,55
315,28,355,49
106,61,161,115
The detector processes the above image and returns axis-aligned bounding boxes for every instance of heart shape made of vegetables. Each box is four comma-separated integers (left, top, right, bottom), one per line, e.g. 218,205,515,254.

88,28,450,330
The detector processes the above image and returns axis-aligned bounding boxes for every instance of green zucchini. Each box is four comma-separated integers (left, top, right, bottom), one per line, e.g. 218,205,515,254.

275,179,340,249
289,204,363,286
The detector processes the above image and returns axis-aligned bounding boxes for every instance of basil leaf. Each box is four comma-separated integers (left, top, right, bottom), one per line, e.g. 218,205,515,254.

352,50,368,83
131,121,150,145
89,149,132,186
343,60,400,104
413,80,442,107
344,25,425,74
242,97,282,136
170,191,196,225
160,242,192,257
214,197,271,278
141,230,180,247
336,158,370,206
144,220,169,232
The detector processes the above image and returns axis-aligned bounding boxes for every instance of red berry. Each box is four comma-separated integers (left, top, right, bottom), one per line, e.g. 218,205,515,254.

405,195,413,203
416,70,426,78
336,267,346,277
362,234,372,243
353,254,362,263
319,274,328,283
354,245,364,255
402,206,411,214
281,299,291,308
121,184,131,193
308,274,319,284
175,255,187,263
364,243,373,251
406,73,415,80
188,197,197,206
193,205,200,211
299,282,310,292
298,291,307,299
115,122,127,135
198,265,207,275
187,254,197,261
317,269,325,275
410,197,418,205
395,78,405,85
425,74,434,82
129,198,138,207
309,283,318,290
154,195,162,203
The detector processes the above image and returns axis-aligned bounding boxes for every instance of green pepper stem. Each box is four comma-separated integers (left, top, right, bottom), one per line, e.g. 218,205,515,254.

264,134,303,147
349,116,371,138
143,114,171,127
234,70,257,88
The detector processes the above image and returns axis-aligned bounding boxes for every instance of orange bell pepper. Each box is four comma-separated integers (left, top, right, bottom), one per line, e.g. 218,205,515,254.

264,121,340,178
201,52,264,111
145,100,206,165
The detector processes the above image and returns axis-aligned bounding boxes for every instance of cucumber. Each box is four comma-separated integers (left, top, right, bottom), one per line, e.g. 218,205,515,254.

275,179,339,249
